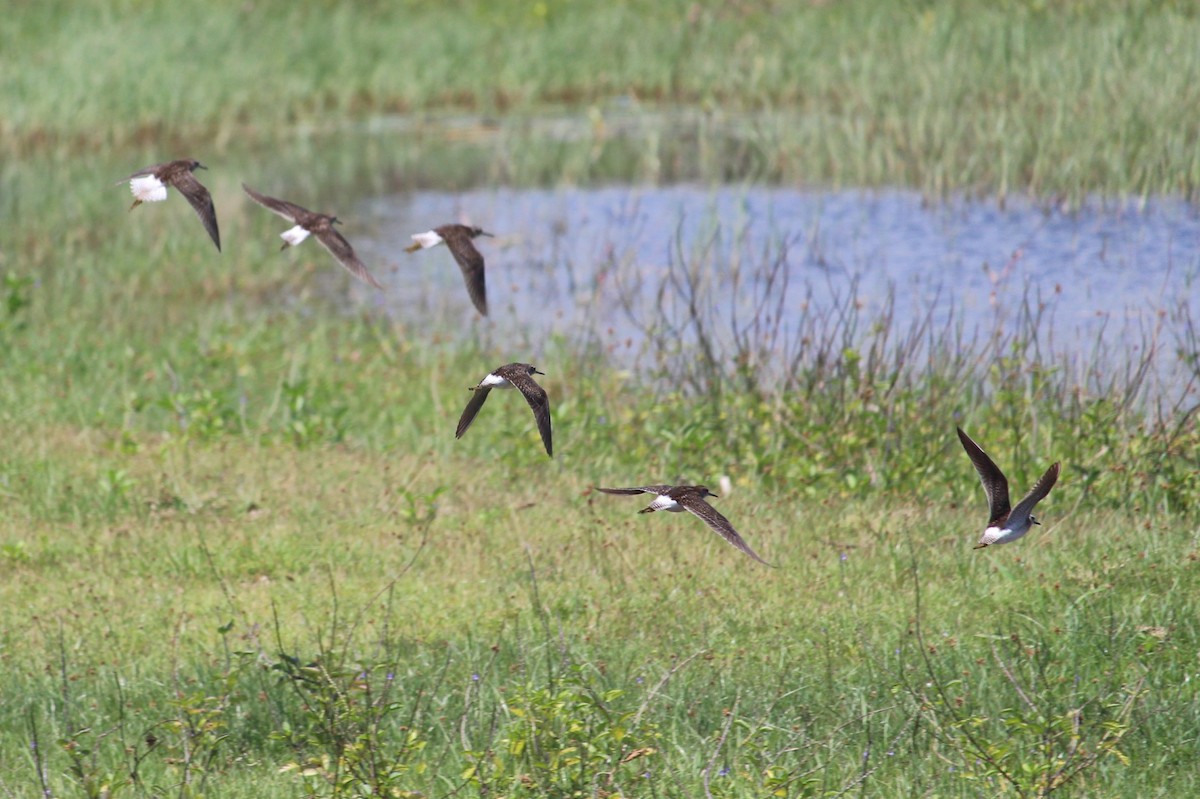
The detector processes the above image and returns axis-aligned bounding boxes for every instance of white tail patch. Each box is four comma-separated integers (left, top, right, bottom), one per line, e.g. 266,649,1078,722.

130,175,168,203
410,230,444,249
651,495,682,512
481,373,511,388
281,225,311,246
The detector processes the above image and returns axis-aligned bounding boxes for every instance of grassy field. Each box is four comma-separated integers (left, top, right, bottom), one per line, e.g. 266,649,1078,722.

4,0,1200,199
3,1,1200,797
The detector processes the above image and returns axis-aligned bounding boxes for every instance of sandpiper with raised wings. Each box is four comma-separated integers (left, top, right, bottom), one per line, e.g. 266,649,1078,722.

118,159,221,251
595,484,772,566
242,184,383,289
456,363,552,457
957,426,1060,549
405,224,493,316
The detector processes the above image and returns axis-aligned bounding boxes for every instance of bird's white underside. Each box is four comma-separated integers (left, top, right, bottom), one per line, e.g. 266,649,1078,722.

979,521,1030,546
130,175,168,203
281,225,311,246
411,231,444,249
481,373,512,388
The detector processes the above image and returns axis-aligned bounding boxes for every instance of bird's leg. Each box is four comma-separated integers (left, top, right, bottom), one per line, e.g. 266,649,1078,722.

128,199,142,212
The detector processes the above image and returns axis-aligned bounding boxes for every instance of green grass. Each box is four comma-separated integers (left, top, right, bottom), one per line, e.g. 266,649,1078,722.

5,0,1200,198
2,1,1199,795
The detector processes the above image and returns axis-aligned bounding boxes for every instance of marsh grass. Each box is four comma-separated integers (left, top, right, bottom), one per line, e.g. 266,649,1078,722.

6,0,1200,199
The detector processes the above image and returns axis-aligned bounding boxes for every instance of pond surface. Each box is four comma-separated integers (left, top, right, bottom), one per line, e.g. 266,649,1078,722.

346,185,1198,388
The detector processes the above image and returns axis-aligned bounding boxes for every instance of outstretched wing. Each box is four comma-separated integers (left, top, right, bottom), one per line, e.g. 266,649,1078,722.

118,161,169,184
313,227,384,289
455,387,492,440
957,427,1011,525
444,229,488,316
242,184,310,224
595,486,672,496
509,371,552,457
172,171,221,251
1009,462,1060,527
678,494,773,566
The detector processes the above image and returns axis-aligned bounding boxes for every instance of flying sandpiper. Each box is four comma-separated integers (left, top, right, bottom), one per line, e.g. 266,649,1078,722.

957,426,1060,549
405,224,493,316
456,362,552,457
118,159,221,251
242,184,383,289
595,484,772,566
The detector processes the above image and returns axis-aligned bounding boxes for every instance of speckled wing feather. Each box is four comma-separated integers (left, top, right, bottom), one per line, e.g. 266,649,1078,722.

508,370,552,457
455,386,492,439
241,184,309,223
441,226,488,316
313,226,384,290
676,492,773,566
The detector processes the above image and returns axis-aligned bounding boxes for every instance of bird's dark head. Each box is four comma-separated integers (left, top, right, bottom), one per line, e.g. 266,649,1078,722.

331,216,342,226
696,485,718,498
527,364,544,376
1030,515,1041,526
470,226,494,239
190,160,207,171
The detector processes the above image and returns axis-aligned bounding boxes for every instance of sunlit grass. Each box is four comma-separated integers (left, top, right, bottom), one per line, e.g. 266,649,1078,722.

1,427,1195,795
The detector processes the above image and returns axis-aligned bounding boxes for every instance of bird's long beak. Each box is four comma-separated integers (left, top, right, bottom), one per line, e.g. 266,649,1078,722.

533,368,545,375
480,230,495,237
1032,518,1041,525
196,163,208,170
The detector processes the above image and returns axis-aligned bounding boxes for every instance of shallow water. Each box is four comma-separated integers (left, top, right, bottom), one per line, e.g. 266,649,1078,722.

349,186,1198,383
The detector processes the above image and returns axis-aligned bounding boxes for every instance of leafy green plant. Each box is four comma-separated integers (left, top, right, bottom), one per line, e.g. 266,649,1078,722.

273,656,428,799
278,378,348,448
901,560,1145,797
471,665,662,798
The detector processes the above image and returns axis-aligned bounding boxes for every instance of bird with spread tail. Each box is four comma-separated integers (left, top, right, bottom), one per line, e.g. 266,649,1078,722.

456,362,552,457
405,224,493,316
595,484,772,566
957,426,1060,549
118,159,221,251
242,184,383,289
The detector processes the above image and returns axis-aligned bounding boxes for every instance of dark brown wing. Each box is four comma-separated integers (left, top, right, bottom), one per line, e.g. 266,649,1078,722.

455,387,492,439
677,494,773,567
443,229,488,316
595,485,673,496
1009,462,1060,526
170,171,221,251
957,427,1011,526
241,184,311,224
118,161,170,183
508,371,552,457
313,227,384,290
